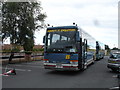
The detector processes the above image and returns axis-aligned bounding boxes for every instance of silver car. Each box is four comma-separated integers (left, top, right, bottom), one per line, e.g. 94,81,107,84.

107,52,120,72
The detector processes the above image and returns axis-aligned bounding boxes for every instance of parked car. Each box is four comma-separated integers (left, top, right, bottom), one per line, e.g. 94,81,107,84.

107,52,120,72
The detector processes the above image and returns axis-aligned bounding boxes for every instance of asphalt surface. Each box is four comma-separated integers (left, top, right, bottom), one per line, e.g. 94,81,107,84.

2,56,119,88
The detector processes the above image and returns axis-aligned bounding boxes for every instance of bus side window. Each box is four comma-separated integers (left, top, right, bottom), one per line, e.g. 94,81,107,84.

84,39,87,59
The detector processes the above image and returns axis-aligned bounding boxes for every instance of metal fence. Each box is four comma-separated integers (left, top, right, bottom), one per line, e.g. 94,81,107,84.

1,52,44,64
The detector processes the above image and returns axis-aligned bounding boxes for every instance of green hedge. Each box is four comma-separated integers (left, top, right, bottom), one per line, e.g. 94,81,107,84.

32,48,44,52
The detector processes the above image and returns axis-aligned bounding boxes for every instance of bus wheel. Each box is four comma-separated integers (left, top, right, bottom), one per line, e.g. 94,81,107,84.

92,60,95,64
83,63,87,70
111,69,118,72
92,57,95,64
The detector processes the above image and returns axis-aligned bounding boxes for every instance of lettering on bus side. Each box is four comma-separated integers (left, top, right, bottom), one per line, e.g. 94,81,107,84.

47,29,76,32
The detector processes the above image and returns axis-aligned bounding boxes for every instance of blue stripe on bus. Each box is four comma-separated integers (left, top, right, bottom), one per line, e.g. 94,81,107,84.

44,53,78,63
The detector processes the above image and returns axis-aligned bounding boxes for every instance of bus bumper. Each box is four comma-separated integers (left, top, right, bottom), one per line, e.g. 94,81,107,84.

44,63,79,71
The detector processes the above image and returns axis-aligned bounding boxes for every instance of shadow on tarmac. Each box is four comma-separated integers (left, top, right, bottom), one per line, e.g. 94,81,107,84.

46,70,84,76
107,69,119,74
45,61,94,76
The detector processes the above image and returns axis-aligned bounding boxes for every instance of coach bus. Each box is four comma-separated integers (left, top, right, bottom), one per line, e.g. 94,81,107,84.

96,41,105,60
43,25,97,71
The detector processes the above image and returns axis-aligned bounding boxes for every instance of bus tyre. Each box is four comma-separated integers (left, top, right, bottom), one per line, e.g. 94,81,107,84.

92,60,95,64
92,57,95,64
102,56,104,59
83,64,87,70
111,69,118,72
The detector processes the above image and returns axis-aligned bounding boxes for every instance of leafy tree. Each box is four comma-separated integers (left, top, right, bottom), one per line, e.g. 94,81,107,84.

112,47,118,50
2,1,46,61
2,1,46,51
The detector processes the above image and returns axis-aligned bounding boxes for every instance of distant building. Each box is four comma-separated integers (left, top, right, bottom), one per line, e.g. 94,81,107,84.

2,44,12,50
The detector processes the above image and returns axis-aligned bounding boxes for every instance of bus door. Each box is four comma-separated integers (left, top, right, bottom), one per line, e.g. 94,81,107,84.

83,39,87,65
96,41,100,60
78,38,82,70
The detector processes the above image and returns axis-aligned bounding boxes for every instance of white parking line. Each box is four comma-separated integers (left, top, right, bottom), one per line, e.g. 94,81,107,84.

1,67,31,72
0,74,9,76
112,75,118,78
110,87,119,89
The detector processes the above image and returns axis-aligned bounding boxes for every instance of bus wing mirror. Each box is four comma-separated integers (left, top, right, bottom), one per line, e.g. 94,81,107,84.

43,36,45,43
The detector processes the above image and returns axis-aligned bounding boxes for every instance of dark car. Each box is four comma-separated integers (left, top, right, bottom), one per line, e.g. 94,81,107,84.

107,52,120,72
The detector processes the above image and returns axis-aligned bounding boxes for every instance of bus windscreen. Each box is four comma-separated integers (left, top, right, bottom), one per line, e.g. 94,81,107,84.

45,29,77,53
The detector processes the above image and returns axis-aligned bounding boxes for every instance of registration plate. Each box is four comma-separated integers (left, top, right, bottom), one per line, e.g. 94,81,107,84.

56,63,63,68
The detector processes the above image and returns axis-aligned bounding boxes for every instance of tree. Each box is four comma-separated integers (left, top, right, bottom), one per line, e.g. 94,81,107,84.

2,1,46,60
112,47,118,50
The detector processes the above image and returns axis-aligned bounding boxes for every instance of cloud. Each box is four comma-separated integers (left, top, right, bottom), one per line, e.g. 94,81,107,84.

37,0,118,48
82,26,118,48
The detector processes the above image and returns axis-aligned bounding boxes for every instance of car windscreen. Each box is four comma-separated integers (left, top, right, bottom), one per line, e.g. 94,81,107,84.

110,53,120,59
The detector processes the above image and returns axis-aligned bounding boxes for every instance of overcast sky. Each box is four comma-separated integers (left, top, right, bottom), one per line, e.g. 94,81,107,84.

3,0,118,49
34,0,119,48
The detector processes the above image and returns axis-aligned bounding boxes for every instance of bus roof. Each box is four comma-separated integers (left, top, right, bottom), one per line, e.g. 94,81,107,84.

47,26,78,30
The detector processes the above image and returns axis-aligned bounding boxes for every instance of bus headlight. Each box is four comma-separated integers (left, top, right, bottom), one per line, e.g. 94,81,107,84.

43,59,49,63
70,60,78,64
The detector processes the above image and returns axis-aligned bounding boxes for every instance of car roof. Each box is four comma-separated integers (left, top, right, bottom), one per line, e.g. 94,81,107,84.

113,52,120,54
